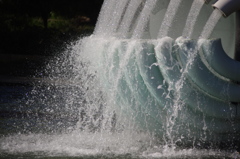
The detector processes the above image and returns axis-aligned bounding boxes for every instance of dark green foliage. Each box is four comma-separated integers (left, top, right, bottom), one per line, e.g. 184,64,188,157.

0,0,103,56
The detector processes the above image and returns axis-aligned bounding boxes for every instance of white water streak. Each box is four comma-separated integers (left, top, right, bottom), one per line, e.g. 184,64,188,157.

167,37,199,146
158,0,183,38
132,0,158,39
94,0,117,35
118,0,144,38
199,9,223,39
182,0,205,38
112,41,136,91
108,0,130,34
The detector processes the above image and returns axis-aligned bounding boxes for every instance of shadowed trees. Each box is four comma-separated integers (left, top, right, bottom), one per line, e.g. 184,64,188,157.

0,0,104,55
0,0,103,29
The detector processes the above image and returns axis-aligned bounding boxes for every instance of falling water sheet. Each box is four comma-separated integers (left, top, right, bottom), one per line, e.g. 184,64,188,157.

0,37,239,159
0,0,239,158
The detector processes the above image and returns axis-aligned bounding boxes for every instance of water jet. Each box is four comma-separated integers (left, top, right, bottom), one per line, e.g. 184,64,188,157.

1,0,240,158
95,0,240,148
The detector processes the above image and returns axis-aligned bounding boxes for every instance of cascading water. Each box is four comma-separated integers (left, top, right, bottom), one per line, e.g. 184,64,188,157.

118,0,144,38
132,0,158,39
200,9,223,39
182,0,205,38
1,0,240,158
158,0,183,38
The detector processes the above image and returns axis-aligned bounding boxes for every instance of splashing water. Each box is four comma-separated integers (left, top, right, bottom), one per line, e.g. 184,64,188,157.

0,0,238,158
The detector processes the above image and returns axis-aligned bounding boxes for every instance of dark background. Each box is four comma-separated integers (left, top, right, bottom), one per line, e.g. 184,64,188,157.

0,0,105,136
0,0,104,77
0,0,104,56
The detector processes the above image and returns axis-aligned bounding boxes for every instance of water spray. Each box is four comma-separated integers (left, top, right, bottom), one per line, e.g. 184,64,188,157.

2,0,240,157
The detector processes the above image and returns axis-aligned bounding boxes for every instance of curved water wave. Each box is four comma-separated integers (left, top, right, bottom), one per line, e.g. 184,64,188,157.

97,36,240,146
1,35,239,157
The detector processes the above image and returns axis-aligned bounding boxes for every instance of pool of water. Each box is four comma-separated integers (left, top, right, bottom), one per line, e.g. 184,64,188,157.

0,132,239,159
0,83,240,159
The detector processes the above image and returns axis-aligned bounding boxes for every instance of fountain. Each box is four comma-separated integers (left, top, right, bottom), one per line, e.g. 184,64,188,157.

93,0,240,146
1,0,240,158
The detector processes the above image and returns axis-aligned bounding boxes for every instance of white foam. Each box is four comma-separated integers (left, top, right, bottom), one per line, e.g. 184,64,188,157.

0,131,237,158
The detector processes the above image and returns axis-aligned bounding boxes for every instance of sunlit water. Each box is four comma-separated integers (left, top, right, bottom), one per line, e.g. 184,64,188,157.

0,0,238,158
0,36,239,159
1,132,238,158
158,0,183,38
200,9,223,39
182,0,205,38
